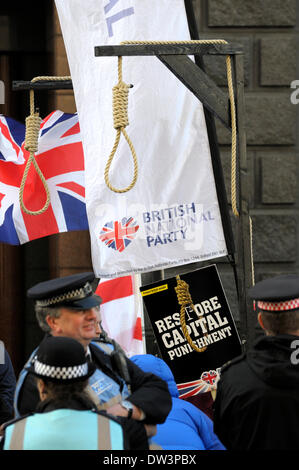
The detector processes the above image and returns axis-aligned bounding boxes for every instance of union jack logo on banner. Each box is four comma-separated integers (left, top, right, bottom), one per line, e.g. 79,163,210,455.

177,368,221,397
201,370,218,386
99,217,139,252
0,111,88,245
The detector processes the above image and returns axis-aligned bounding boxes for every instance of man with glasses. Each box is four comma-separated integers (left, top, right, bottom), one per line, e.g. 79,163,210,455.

14,272,171,427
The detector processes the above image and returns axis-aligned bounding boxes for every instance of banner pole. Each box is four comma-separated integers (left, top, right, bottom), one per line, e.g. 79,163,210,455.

134,273,147,354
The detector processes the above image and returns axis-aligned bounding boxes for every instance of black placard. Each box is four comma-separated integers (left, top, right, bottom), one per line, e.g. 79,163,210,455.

140,265,242,396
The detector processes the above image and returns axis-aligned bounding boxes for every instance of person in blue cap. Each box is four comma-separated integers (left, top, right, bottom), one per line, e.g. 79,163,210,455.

2,336,152,449
131,353,226,450
213,274,299,450
14,272,171,428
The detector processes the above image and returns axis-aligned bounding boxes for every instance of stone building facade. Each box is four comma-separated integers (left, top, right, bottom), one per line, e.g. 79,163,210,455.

0,0,297,372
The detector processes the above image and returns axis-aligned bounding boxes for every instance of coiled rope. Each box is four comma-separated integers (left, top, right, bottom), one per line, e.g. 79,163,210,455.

105,39,239,219
175,275,208,353
19,75,71,215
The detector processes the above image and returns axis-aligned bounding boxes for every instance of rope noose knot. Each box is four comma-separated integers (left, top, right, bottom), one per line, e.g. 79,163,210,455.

112,81,130,130
175,277,193,308
24,113,42,153
175,275,207,353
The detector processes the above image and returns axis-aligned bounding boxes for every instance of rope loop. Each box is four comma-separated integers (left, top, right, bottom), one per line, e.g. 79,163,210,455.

175,275,207,353
19,75,71,216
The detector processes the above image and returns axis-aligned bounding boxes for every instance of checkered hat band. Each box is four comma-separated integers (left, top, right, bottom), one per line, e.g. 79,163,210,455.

257,298,299,312
34,359,88,380
36,282,92,307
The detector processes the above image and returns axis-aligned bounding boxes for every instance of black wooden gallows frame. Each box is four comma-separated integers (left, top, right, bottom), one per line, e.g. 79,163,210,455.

12,40,254,349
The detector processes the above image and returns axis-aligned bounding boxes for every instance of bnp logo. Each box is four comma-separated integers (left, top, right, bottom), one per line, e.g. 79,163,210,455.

99,217,139,252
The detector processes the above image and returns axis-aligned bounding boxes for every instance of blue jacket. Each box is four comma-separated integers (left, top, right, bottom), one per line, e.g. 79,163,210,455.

131,354,226,451
0,348,16,424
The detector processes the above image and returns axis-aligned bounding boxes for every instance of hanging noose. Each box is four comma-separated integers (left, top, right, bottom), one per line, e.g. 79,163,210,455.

19,87,49,215
19,75,71,215
104,56,138,193
175,275,208,353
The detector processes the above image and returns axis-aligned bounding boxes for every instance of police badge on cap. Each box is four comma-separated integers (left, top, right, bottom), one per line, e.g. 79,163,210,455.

248,274,299,312
27,272,102,310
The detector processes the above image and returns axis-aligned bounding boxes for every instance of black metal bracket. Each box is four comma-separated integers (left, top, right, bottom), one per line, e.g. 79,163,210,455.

12,80,73,91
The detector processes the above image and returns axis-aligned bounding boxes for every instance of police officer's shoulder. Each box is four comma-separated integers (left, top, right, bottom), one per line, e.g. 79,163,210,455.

91,339,114,355
220,352,246,373
2,412,33,431
92,408,123,426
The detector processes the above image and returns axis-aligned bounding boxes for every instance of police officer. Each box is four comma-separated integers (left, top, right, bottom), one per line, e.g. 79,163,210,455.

213,274,299,450
14,272,171,426
2,336,151,449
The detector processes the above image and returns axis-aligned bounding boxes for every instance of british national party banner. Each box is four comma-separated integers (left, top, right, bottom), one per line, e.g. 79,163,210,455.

140,265,242,398
55,0,228,278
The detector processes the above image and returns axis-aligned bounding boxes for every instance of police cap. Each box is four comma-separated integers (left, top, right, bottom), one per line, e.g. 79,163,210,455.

26,336,95,383
27,272,102,310
248,274,299,312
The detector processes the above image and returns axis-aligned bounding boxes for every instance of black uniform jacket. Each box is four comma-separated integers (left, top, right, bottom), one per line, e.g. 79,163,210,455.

0,349,16,424
213,334,299,450
15,340,172,424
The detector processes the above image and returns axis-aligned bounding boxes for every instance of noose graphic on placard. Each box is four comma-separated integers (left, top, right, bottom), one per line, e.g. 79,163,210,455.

174,275,209,353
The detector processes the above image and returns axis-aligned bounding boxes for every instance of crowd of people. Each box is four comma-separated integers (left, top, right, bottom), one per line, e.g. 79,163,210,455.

1,271,299,451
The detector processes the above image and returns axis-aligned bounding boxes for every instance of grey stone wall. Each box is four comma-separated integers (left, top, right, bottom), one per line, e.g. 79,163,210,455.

189,0,298,342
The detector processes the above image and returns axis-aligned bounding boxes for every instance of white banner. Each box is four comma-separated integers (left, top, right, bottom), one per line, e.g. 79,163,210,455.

55,0,227,278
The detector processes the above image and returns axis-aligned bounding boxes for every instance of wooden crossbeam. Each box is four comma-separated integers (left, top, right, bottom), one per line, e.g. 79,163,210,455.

12,80,73,91
94,43,241,57
158,54,231,129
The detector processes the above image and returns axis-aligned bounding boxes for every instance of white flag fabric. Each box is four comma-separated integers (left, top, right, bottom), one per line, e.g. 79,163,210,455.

95,274,145,357
55,0,228,278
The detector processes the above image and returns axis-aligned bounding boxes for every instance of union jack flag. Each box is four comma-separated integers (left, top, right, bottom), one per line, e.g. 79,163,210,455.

99,217,139,252
0,111,88,244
